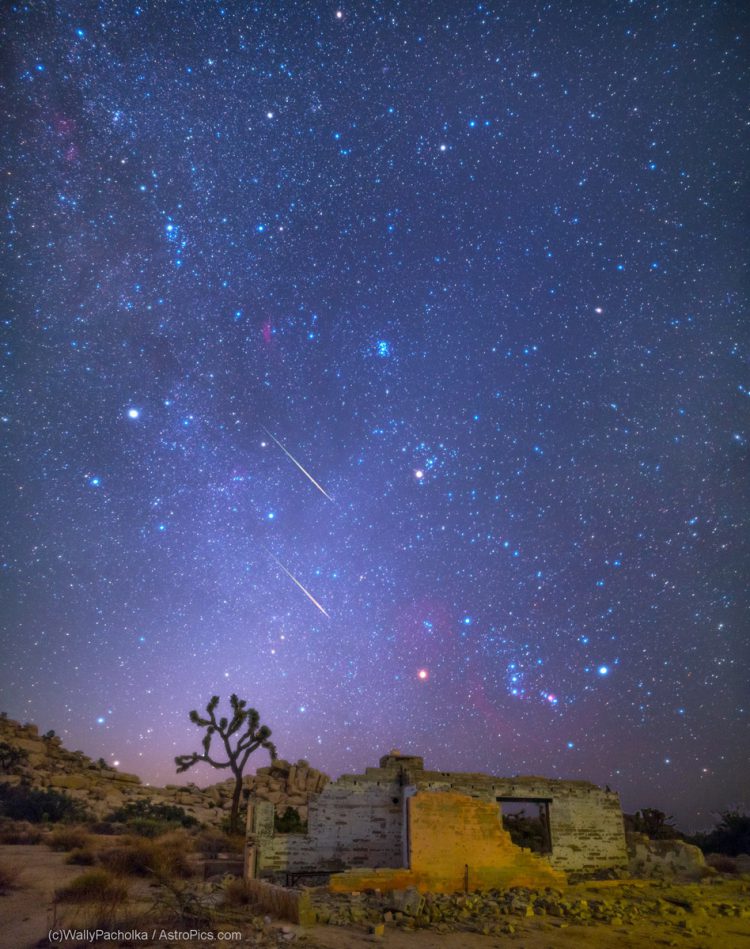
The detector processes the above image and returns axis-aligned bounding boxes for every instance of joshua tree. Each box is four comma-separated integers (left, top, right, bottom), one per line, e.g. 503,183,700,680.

175,695,276,833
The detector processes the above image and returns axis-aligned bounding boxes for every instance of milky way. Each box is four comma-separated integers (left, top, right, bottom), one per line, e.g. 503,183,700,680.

2,1,747,830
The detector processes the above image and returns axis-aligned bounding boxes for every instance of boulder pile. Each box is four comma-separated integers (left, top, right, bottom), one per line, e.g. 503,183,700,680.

0,716,328,826
627,831,706,880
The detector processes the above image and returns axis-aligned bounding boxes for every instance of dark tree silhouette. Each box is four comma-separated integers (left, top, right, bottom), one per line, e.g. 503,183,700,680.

691,810,750,857
175,695,276,833
633,808,678,839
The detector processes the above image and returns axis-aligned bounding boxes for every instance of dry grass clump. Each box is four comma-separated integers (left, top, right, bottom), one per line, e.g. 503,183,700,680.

98,837,159,877
0,862,22,894
54,869,128,905
98,830,193,879
222,877,255,907
193,827,244,856
66,847,96,866
46,825,91,852
0,819,43,845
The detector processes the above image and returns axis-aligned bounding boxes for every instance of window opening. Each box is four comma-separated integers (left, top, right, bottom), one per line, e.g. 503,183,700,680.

496,797,552,854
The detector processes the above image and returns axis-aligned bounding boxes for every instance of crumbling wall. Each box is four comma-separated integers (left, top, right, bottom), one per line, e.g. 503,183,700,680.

252,779,404,878
408,790,565,890
250,754,628,882
242,879,315,924
537,781,627,873
329,790,565,893
399,766,627,874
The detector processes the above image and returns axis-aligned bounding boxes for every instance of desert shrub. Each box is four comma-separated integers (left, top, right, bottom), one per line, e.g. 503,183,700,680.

148,876,214,928
55,869,128,905
67,848,96,866
628,808,681,840
98,831,193,879
87,820,118,836
0,819,43,844
151,830,194,878
222,877,254,907
0,783,90,823
219,814,250,835
47,825,91,852
123,818,182,838
0,743,28,775
0,862,21,894
274,806,307,834
691,810,750,857
194,828,244,857
98,837,155,876
706,853,739,875
106,799,198,830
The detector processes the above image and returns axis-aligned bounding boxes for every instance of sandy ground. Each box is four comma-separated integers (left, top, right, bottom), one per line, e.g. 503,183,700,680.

0,845,84,949
1,845,749,949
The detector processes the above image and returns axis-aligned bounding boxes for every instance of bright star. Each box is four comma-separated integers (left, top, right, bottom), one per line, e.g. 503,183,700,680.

127,408,140,419
598,665,609,676
376,339,391,357
417,668,429,681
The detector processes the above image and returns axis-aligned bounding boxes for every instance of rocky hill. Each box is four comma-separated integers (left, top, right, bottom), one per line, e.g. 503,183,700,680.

0,715,328,826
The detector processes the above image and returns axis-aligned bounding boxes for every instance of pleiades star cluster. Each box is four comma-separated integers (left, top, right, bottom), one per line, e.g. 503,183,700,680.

1,1,747,830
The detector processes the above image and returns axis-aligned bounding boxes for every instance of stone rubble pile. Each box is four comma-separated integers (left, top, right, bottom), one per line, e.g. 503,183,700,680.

309,882,750,937
0,716,327,826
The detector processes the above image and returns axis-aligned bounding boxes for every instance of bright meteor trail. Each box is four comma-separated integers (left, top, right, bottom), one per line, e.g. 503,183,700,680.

263,426,334,501
266,550,331,619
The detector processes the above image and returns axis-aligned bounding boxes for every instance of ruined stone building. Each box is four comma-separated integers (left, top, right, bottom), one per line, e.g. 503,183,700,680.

245,751,628,892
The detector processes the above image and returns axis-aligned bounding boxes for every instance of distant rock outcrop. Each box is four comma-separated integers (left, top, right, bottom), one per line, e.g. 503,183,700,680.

627,831,706,880
0,715,328,825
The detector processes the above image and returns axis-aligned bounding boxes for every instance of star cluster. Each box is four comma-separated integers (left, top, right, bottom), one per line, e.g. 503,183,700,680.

1,1,747,830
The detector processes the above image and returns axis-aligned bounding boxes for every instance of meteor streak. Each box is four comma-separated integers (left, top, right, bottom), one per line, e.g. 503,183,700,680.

266,550,330,618
262,426,333,501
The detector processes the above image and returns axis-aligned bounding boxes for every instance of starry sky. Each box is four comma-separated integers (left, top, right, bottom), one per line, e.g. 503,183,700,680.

2,1,748,832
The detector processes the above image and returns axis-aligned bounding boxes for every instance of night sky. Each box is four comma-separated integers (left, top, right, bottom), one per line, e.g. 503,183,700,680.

2,1,748,832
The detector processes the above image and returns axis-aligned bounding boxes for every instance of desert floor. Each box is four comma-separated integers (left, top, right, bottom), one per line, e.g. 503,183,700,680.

1,844,748,949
